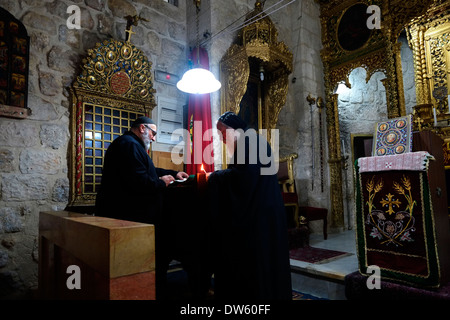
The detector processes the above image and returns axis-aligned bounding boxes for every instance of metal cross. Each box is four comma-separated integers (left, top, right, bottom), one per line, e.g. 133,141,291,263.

414,116,424,131
124,14,149,42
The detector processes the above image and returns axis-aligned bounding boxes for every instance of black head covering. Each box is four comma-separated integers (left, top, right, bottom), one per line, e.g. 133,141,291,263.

132,116,155,128
217,111,248,130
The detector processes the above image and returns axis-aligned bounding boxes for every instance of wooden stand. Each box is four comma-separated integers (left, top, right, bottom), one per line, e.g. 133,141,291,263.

412,131,450,285
354,131,450,288
38,211,155,300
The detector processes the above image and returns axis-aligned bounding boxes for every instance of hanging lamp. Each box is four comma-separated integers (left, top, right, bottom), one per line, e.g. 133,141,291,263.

176,0,221,94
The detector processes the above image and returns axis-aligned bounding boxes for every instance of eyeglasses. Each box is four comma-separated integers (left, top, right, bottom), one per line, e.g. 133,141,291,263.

143,125,157,137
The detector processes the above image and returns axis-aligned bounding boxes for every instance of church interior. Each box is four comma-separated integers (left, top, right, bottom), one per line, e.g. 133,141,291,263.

1,0,450,301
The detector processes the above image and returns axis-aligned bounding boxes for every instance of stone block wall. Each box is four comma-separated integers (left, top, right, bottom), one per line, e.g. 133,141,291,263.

0,0,188,298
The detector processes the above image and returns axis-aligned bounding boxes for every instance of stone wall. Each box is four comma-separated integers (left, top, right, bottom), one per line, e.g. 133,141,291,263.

278,0,327,210
0,0,187,298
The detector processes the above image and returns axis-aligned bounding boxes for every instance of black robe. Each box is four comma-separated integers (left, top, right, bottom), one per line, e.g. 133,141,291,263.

95,130,177,224
208,132,292,300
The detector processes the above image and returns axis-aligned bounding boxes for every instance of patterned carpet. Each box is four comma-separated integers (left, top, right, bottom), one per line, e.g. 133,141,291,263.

289,245,352,264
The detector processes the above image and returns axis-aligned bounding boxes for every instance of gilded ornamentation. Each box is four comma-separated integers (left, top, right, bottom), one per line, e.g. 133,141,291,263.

265,69,290,142
318,0,433,228
220,1,292,157
73,39,156,107
407,1,450,145
220,1,292,166
220,44,250,115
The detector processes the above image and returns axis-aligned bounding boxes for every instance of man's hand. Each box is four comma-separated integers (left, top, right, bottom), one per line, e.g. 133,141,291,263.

160,175,175,186
176,171,189,180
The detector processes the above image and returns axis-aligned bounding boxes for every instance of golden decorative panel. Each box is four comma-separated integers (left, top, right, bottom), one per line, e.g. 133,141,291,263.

69,38,156,208
407,1,450,109
407,1,450,167
219,0,292,158
73,39,156,106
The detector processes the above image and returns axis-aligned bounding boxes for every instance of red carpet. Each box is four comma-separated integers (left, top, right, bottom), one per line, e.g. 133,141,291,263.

289,245,351,264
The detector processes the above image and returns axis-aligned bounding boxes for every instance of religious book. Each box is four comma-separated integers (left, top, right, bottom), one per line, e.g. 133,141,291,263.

372,115,413,156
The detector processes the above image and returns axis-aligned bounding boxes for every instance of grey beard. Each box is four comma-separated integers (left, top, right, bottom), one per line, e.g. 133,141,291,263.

141,134,152,151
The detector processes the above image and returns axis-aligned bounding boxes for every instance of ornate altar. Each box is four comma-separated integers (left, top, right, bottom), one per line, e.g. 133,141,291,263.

68,29,157,209
317,0,434,228
219,0,292,165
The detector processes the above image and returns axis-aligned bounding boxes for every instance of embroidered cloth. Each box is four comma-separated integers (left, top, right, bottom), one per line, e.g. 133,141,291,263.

354,165,442,287
358,151,435,173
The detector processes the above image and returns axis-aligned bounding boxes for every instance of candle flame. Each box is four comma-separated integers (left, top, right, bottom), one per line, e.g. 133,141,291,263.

201,163,206,174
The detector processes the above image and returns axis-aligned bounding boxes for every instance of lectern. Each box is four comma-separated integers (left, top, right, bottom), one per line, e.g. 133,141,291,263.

354,131,450,288
38,211,155,299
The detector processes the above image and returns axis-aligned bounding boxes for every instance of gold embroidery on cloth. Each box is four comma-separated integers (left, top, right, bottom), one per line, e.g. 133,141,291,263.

365,174,417,246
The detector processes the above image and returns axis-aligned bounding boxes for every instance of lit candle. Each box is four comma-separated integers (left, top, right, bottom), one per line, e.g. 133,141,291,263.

197,163,207,188
433,107,437,126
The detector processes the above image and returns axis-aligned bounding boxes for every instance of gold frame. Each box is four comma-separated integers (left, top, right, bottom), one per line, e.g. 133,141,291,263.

68,39,157,208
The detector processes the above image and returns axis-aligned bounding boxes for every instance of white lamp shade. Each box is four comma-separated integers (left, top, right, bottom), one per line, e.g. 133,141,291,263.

176,68,221,94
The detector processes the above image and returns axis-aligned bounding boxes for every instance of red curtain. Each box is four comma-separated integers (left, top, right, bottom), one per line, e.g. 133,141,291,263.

186,46,215,174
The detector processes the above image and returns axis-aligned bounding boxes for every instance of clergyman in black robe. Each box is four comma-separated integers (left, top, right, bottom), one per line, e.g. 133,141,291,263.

95,116,189,299
207,111,292,300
